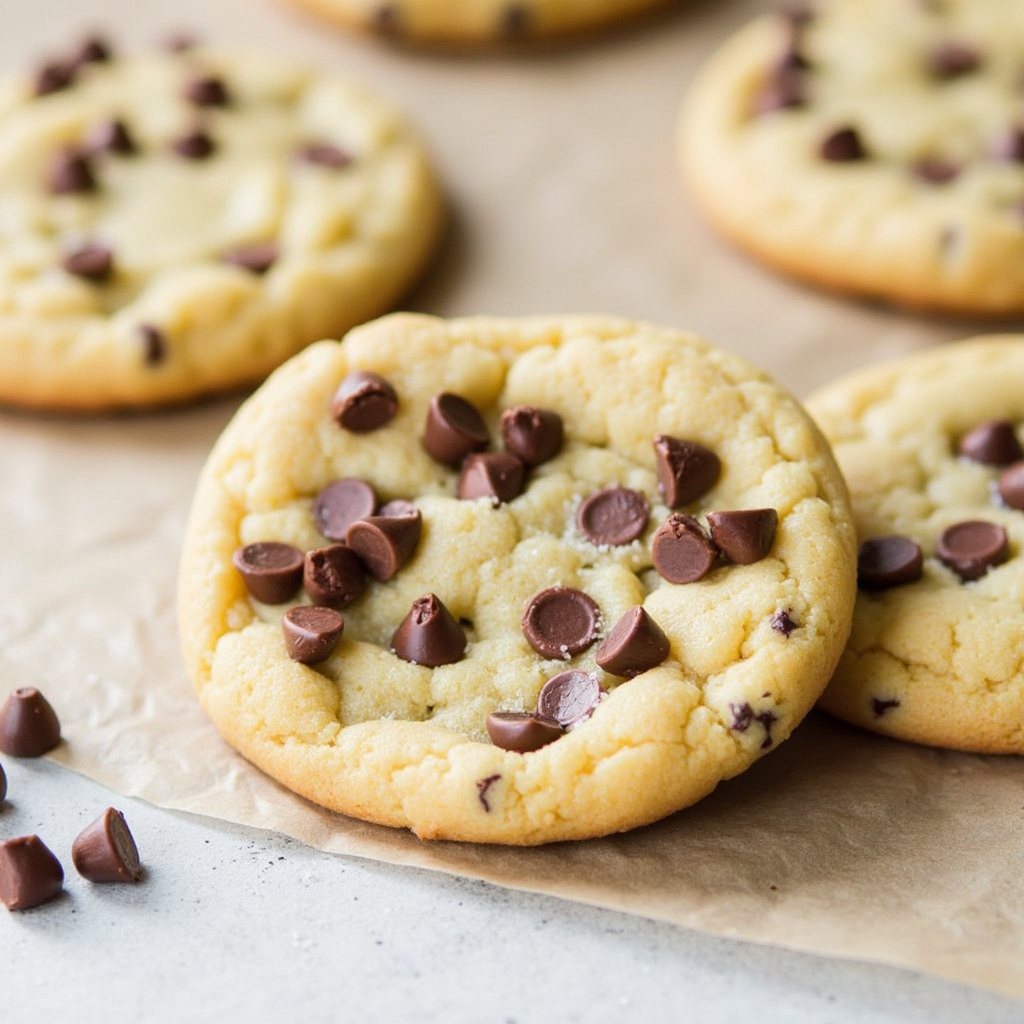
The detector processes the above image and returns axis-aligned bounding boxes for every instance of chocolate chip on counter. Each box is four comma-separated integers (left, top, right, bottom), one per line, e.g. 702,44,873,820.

0,836,64,911
595,607,670,678
927,41,981,80
937,520,1009,581
0,688,61,758
706,508,778,564
752,67,808,115
820,126,867,162
221,242,278,275
297,142,352,169
991,127,1024,163
536,670,602,728
304,545,366,608
457,452,526,505
331,371,398,433
392,594,466,667
171,128,215,160
500,406,563,466
871,697,901,718
770,608,797,636
184,75,231,108
857,535,923,590
577,487,649,547
958,419,1023,465
651,513,718,584
422,392,490,466
71,808,143,883
232,541,304,604
48,149,97,195
345,507,421,581
521,587,600,659
87,118,136,156
313,478,378,542
912,157,960,184
282,606,345,665
486,712,562,752
138,324,167,366
34,61,75,96
500,4,532,36
998,462,1024,509
652,435,721,508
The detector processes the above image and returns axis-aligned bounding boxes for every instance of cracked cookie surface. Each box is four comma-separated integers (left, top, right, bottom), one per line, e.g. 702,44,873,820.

178,313,856,843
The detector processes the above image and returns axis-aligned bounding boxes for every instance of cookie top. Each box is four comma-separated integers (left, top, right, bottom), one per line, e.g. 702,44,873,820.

679,1,1024,316
807,336,1024,754
178,313,856,844
0,35,441,410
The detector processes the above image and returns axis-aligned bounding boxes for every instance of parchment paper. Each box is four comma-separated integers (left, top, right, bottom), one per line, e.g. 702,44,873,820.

3,0,1024,1003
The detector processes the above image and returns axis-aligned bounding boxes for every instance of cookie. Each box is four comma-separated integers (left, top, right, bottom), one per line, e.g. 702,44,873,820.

679,1,1024,316
807,336,1024,754
0,34,441,410
178,313,856,844
289,0,674,47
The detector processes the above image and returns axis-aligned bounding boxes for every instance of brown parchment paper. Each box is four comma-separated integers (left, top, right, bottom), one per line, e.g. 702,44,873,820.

4,0,1024,1003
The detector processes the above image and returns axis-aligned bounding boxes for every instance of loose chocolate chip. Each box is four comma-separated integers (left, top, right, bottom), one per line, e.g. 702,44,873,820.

500,4,531,36
61,242,112,282
958,419,1023,465
392,594,466,667
913,157,960,184
871,697,901,719
820,126,867,162
346,508,422,581
221,242,278,275
87,118,136,156
0,688,61,758
770,608,797,636
171,128,215,160
185,75,231,108
48,149,97,195
232,541,304,604
595,607,670,677
706,508,778,564
857,535,923,590
331,371,398,433
0,836,64,911
577,487,649,547
991,127,1024,163
651,513,718,584
282,606,345,665
313,478,378,542
500,406,563,466
138,324,167,366
999,462,1024,509
422,392,490,466
458,452,526,505
297,142,352,169
652,435,721,508
304,545,366,608
937,520,1009,581
476,773,500,812
752,67,808,115
34,61,75,96
71,808,142,883
521,587,600,660
486,712,562,752
536,670,602,728
928,41,981,80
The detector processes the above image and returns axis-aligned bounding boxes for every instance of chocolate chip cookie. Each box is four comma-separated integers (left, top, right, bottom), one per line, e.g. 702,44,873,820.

178,313,856,844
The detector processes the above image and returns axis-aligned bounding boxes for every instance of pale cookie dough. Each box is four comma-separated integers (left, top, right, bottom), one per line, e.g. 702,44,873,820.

679,1,1024,316
0,35,441,410
178,313,856,844
807,337,1024,754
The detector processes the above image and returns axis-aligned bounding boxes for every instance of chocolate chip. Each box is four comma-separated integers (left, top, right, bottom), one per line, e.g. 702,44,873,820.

392,594,466,667
652,435,720,508
313,478,377,542
476,773,500,812
185,75,231,107
297,142,352,169
500,406,563,466
346,507,422,581
536,670,602,728
820,126,867,162
138,324,167,366
282,606,345,665
232,541,304,604
500,4,532,36
221,242,278,275
34,61,75,97
48,149,97,195
595,607,670,678
871,697,901,718
998,462,1024,509
330,371,398,433
913,157,960,184
303,545,366,609
71,34,112,67
486,712,562,752
753,67,808,115
379,499,417,517
0,688,61,758
87,118,136,156
958,419,1023,465
577,487,649,547
422,392,490,466
521,587,600,660
857,535,923,590
928,41,981,80
458,452,526,505
71,808,142,883
171,128,215,160
651,513,718,584
728,701,777,748
991,127,1024,163
937,520,1009,581
770,609,797,636
61,242,112,282
706,508,778,564
0,836,64,911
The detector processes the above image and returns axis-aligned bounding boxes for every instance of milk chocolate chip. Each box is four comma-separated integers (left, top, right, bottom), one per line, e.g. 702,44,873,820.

706,508,778,564
72,808,143,883
0,836,64,911
999,462,1024,509
457,452,525,505
331,371,398,432
313,479,377,542
652,435,720,508
171,128,215,159
937,520,1008,581
61,243,113,282
282,606,345,664
577,487,649,547
536,670,602,728
87,118,136,156
222,242,278,275
304,545,366,608
71,34,112,67
48,148,97,194
184,75,231,107
422,392,489,466
913,157,960,184
346,507,421,581
392,594,466,667
34,60,75,96
522,587,600,659
297,142,352,169
820,126,867,162
500,406,563,466
958,420,1023,465
595,607,670,678
232,541,304,604
652,514,718,584
928,41,981,79
858,536,923,590
0,688,61,757
753,67,808,115
138,324,167,366
486,712,562,752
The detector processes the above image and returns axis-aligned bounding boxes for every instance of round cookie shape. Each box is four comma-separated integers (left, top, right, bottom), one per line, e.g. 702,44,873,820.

806,336,1024,754
178,313,856,844
0,36,441,410
679,1,1024,316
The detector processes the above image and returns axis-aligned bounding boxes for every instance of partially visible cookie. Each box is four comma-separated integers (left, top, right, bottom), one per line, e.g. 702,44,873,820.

178,313,856,844
679,1,1024,315
807,336,1024,754
0,34,441,410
